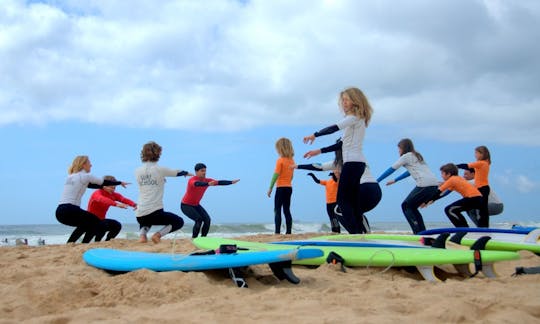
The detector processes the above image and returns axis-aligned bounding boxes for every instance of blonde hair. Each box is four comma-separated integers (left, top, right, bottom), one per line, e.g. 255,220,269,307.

68,155,89,174
339,87,373,126
275,137,294,158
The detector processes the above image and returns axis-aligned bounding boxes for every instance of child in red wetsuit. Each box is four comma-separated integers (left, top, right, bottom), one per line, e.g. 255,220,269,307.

268,137,296,234
423,163,483,228
87,175,137,241
181,163,240,238
457,145,491,227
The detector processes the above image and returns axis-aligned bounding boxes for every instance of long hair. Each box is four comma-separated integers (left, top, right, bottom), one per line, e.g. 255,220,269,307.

475,145,491,164
141,141,162,162
398,138,424,163
68,155,89,174
339,87,373,126
275,137,294,158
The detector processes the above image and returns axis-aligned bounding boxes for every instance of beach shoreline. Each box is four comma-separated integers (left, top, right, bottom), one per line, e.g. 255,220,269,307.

1,233,539,323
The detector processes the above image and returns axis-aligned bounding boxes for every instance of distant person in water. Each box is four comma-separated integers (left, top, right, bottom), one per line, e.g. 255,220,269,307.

87,175,137,241
181,163,240,238
135,141,193,244
55,155,129,244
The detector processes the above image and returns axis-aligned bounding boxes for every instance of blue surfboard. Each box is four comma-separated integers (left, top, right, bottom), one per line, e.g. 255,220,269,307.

418,227,532,235
511,225,537,233
83,247,323,272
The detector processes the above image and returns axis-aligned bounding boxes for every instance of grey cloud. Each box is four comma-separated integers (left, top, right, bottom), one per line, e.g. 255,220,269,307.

1,0,539,145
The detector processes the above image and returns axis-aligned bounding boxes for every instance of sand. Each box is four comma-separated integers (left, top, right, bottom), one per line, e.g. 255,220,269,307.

1,233,539,323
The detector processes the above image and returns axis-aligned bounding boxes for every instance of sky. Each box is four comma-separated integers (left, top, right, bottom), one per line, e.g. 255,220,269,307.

1,0,539,226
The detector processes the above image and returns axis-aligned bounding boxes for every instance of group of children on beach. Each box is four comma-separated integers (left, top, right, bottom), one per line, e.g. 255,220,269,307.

267,87,502,235
55,86,502,243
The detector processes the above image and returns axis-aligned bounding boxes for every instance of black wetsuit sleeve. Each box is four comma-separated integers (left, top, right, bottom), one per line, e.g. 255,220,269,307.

87,179,121,189
456,163,472,171
314,125,339,137
320,141,342,154
296,164,323,171
177,171,188,176
307,173,320,184
217,180,233,185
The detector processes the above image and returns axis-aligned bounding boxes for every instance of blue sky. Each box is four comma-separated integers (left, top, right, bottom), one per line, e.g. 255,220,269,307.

1,0,539,226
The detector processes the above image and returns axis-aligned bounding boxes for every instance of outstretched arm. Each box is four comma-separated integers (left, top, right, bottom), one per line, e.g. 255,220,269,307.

376,167,397,183
303,125,339,144
296,163,324,171
306,172,320,184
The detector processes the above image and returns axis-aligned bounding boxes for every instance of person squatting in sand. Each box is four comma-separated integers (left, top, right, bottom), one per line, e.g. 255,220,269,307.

181,163,240,238
135,141,193,243
55,156,129,243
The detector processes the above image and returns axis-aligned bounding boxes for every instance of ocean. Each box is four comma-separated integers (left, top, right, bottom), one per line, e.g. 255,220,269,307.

1,220,539,246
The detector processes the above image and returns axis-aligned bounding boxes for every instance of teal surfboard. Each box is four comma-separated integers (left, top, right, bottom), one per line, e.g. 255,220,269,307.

192,237,520,282
83,247,323,285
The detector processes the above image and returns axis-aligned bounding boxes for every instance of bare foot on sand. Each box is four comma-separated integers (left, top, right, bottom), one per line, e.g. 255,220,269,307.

151,232,161,244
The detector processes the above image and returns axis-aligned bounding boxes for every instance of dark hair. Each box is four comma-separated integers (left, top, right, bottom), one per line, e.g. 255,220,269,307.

194,163,207,171
141,141,162,162
398,138,424,162
440,163,458,176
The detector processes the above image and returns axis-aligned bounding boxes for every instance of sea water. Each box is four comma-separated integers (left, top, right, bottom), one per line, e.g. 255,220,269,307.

1,220,538,246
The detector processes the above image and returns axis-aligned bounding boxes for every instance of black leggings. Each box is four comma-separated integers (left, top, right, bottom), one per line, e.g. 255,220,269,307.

181,203,211,238
444,196,483,227
56,204,105,243
136,209,184,233
338,182,381,234
477,185,490,227
94,219,122,241
325,202,340,233
274,187,293,234
401,186,439,234
337,162,366,231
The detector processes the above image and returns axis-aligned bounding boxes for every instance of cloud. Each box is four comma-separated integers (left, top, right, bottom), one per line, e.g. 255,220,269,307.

1,0,539,144
515,175,537,193
496,171,537,193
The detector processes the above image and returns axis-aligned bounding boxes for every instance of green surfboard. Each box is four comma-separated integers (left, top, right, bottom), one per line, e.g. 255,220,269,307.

192,237,519,282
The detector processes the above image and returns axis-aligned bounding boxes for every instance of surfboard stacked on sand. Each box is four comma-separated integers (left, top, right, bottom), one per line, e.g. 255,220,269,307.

192,235,522,282
83,226,538,285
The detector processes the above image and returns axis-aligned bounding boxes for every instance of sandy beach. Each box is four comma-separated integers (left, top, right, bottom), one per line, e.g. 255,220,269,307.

1,233,539,324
